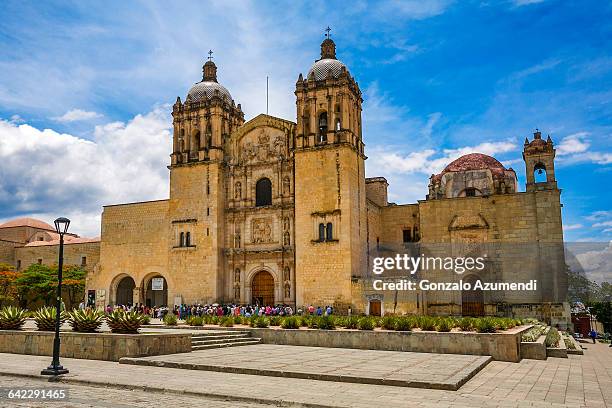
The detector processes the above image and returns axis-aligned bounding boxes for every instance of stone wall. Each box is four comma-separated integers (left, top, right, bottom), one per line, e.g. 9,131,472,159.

15,241,100,274
0,330,191,361
249,325,529,362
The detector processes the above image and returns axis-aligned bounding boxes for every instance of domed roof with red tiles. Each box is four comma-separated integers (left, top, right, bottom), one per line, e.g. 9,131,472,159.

434,153,510,181
0,217,54,230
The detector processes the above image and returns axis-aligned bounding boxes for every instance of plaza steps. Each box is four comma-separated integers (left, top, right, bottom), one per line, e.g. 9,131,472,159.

191,331,261,350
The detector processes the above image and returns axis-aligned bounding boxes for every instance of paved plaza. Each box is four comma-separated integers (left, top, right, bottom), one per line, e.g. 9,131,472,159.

0,342,611,407
120,344,491,390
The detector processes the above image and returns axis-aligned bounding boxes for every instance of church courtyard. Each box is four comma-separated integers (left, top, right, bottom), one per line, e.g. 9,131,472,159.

0,342,610,407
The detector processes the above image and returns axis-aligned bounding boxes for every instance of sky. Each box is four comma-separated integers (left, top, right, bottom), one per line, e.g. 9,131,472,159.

0,0,610,248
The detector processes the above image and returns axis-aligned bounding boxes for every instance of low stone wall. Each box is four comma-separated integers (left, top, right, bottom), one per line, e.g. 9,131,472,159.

0,330,191,361
546,336,568,358
249,326,530,362
520,334,547,360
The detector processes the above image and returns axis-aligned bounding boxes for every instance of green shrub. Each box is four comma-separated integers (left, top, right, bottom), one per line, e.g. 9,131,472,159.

233,315,244,325
105,310,147,334
342,316,360,329
186,316,203,326
250,316,269,328
395,317,413,331
381,316,396,330
458,317,474,331
357,317,375,330
545,327,560,348
269,316,282,326
0,306,27,330
418,316,436,331
68,309,104,332
33,306,67,331
141,315,151,325
475,317,497,333
521,324,546,342
219,316,234,327
564,337,576,350
373,317,383,328
163,313,178,326
436,318,452,332
317,315,336,330
298,315,311,327
281,316,299,329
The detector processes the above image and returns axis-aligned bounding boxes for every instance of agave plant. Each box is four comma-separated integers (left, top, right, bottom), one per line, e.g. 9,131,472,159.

0,306,27,330
33,306,67,331
105,310,146,334
67,309,104,333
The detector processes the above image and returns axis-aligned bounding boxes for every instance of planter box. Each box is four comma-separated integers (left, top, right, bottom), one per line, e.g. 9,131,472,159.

565,336,584,355
0,330,191,361
520,334,547,360
546,335,568,358
248,325,531,362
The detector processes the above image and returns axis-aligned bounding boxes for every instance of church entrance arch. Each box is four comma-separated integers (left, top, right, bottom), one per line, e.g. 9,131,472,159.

251,271,275,306
142,275,168,307
115,276,135,306
462,275,484,316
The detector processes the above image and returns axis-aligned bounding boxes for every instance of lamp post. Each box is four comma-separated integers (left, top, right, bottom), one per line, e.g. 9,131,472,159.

41,217,70,376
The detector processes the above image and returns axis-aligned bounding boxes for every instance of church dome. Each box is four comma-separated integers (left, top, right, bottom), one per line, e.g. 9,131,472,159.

308,58,348,81
434,153,511,181
187,81,233,103
186,59,233,104
306,37,350,81
0,217,54,230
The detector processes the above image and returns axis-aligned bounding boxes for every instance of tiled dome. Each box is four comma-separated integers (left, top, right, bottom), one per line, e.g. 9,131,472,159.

434,153,510,181
306,37,349,81
186,81,232,103
0,217,54,230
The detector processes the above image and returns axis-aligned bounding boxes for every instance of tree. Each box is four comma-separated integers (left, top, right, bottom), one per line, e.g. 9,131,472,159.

14,264,56,308
590,301,612,334
0,263,19,307
61,265,86,307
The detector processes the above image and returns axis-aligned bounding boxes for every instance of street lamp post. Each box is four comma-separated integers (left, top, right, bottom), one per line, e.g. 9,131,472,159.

41,217,70,376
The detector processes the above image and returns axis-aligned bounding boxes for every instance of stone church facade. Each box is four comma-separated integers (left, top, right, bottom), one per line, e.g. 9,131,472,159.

1,37,568,321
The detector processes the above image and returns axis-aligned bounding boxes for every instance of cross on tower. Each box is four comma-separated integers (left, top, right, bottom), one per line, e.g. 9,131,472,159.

207,50,214,61
325,26,331,38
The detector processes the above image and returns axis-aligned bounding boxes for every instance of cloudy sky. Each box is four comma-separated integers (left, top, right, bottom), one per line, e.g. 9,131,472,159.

0,0,610,244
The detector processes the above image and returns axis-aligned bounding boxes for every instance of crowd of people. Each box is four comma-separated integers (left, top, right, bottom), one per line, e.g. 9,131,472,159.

100,302,335,320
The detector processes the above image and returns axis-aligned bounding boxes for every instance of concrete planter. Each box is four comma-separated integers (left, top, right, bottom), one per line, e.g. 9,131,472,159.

0,330,191,361
248,325,531,362
520,334,547,360
546,335,568,358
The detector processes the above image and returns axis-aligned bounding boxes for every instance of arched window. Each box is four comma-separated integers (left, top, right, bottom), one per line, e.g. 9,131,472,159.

326,223,333,241
194,131,201,150
534,163,547,183
255,178,272,207
179,232,185,247
318,112,328,142
318,223,326,241
185,232,191,247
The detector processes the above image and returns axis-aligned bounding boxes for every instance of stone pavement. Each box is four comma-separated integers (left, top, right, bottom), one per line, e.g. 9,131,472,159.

0,375,267,408
0,342,610,407
120,344,491,390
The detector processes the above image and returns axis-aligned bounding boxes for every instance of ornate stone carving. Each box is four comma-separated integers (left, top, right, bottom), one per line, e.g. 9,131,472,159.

283,176,291,195
251,218,272,243
234,181,241,199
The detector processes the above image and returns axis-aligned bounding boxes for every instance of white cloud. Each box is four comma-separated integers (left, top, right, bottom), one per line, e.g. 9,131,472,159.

571,241,612,284
0,108,171,237
52,109,102,122
512,0,546,6
556,132,590,155
593,221,612,229
563,224,583,231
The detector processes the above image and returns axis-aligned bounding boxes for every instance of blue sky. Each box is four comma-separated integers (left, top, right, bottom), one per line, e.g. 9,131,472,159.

0,0,610,243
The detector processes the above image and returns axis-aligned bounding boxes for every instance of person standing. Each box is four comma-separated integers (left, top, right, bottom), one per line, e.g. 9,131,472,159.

589,328,597,344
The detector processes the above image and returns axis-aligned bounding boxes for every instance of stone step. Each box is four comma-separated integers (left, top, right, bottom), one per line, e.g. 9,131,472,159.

191,339,261,351
191,333,251,341
192,337,256,346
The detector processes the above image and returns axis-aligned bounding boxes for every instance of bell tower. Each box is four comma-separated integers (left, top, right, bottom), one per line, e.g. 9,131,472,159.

167,54,244,304
523,130,557,192
293,31,367,311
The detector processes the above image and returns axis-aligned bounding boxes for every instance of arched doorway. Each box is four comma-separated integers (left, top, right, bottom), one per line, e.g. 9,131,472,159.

251,271,275,306
116,276,135,306
143,275,168,307
369,300,382,316
462,275,484,316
